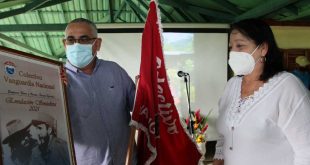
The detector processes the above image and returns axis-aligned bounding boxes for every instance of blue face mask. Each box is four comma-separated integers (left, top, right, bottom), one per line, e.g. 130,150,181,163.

66,43,95,68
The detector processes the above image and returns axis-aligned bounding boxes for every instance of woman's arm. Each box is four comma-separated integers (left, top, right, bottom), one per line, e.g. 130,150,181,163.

280,93,310,165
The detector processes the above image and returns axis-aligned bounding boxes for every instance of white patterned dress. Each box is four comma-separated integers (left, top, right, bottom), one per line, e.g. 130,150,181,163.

214,72,310,165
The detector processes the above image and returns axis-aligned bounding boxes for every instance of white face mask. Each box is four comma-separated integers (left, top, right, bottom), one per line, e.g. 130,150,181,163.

66,43,95,68
228,45,260,76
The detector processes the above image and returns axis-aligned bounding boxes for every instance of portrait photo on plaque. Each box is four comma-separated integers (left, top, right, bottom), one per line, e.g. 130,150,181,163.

0,46,76,165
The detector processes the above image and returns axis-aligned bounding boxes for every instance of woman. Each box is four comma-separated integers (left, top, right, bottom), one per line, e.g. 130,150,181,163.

213,19,310,165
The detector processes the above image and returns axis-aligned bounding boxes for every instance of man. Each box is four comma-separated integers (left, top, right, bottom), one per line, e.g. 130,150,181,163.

63,18,137,165
27,112,70,165
2,119,36,165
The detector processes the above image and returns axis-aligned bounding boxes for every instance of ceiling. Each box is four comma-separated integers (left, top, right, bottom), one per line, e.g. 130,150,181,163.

0,0,309,61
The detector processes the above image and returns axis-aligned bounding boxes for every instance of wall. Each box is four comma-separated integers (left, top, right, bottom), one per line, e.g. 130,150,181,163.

97,25,229,141
272,26,310,49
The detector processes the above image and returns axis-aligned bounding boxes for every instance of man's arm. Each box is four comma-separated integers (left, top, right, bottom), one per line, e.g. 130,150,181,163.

213,159,224,165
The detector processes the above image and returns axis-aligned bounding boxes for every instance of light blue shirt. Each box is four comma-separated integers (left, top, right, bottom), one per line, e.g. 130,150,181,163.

65,59,136,165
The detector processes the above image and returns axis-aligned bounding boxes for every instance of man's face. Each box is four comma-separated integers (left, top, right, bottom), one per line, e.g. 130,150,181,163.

29,124,50,145
63,22,102,54
20,132,34,147
9,131,35,163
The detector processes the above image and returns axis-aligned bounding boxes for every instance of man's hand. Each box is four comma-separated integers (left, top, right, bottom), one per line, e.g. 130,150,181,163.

135,75,140,85
60,66,68,86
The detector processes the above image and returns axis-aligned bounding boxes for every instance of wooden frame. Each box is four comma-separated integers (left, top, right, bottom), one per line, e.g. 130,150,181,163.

281,48,310,72
0,46,76,165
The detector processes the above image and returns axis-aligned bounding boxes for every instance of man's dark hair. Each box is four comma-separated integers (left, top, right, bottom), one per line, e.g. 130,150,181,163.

7,130,34,164
66,18,98,37
32,121,56,136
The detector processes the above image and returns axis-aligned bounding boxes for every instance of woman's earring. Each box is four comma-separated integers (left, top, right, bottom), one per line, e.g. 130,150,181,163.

260,56,266,63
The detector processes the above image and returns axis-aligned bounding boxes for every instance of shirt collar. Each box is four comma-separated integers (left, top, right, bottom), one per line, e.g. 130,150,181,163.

65,61,78,73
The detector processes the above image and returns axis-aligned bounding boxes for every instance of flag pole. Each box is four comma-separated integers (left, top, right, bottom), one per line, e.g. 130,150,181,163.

125,75,140,165
125,126,137,165
129,0,202,164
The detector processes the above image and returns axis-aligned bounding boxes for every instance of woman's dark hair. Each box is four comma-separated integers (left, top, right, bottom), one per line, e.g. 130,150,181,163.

230,19,284,81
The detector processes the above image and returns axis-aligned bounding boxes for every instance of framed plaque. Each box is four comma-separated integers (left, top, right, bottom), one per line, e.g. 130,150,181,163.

0,46,76,165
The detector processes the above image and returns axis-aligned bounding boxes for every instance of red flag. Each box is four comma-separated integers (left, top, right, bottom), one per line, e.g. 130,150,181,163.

131,1,202,164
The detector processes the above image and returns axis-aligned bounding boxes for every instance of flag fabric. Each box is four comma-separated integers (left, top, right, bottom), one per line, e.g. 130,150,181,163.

130,0,202,164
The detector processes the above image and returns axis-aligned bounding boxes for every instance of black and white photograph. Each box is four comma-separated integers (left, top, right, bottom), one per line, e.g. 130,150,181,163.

0,46,75,165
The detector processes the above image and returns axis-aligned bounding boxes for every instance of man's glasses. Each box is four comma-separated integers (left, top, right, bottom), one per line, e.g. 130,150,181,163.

64,37,97,45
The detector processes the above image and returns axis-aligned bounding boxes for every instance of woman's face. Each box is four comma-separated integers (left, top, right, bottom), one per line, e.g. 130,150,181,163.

229,29,260,58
